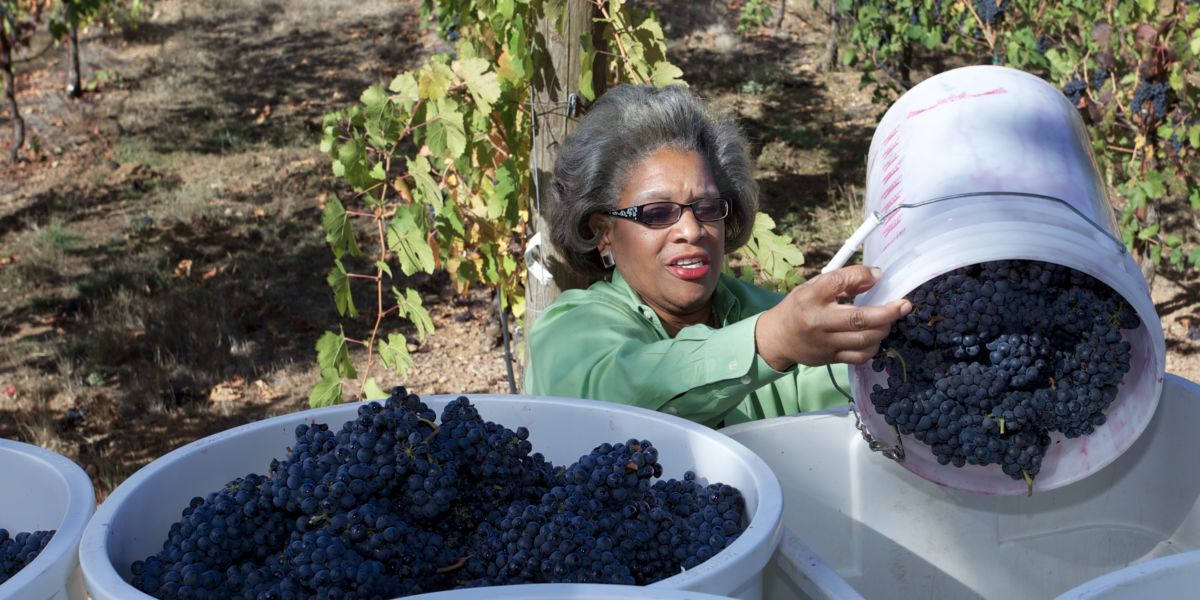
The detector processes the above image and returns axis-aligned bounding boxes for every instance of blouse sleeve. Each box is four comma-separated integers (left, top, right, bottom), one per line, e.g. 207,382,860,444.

525,296,793,427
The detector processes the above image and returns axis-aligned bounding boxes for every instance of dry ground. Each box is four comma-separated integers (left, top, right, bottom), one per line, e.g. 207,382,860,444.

1,0,1197,499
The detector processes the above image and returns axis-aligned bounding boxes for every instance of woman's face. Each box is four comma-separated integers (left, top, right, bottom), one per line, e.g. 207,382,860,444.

594,147,726,329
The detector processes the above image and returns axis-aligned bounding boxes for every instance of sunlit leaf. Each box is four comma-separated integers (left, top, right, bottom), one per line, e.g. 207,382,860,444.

327,259,359,318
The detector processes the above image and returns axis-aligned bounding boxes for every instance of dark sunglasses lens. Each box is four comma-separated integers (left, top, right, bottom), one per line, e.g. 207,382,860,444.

640,203,682,225
693,198,729,221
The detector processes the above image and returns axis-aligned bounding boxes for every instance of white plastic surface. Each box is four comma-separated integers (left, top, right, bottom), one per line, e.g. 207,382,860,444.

80,394,783,600
1055,550,1200,599
724,374,1200,600
411,583,738,599
850,65,1166,494
0,438,96,600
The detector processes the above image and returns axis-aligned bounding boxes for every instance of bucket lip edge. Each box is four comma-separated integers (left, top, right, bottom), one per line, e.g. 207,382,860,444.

80,393,785,596
0,438,95,597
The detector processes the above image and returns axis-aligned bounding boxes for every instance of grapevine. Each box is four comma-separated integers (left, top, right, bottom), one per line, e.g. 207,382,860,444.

832,0,1200,273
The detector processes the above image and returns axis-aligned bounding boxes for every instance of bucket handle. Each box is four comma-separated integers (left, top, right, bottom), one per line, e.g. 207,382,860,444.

821,190,1128,274
819,190,1127,464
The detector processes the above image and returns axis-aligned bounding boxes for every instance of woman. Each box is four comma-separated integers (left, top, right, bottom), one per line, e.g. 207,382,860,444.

525,85,911,427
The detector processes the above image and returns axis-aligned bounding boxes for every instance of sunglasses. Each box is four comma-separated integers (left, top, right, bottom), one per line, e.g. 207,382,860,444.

604,197,730,227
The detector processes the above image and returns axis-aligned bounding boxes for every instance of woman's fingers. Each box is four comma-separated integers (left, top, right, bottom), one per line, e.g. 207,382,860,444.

809,265,882,301
827,298,911,333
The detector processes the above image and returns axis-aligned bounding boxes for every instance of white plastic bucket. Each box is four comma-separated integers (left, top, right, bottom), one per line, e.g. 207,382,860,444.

1055,550,1200,599
724,373,1200,600
0,438,96,600
846,65,1166,494
410,583,737,599
80,394,783,600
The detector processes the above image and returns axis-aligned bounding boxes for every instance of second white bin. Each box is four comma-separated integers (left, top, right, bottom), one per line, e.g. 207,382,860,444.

723,373,1200,600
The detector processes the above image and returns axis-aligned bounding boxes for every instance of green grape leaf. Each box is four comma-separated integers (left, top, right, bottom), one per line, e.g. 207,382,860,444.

407,156,444,210
315,329,357,380
579,32,597,101
488,161,519,220
389,72,419,98
327,260,359,318
375,260,394,278
322,197,362,259
362,377,388,401
393,287,436,341
736,214,806,291
453,57,501,113
308,368,343,408
387,207,436,276
427,99,467,160
378,333,414,375
361,84,389,117
650,61,684,88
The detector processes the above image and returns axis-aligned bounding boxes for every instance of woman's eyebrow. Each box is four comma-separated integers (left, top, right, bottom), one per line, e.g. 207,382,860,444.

632,188,721,202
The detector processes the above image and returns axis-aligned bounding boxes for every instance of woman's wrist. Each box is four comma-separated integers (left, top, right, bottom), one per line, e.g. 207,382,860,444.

754,306,798,372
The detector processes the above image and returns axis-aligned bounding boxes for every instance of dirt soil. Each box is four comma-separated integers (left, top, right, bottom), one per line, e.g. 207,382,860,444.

1,0,1197,499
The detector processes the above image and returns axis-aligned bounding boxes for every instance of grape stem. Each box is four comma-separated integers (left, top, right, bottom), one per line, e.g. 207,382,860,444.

1022,469,1034,497
885,348,908,382
436,555,470,574
418,417,440,443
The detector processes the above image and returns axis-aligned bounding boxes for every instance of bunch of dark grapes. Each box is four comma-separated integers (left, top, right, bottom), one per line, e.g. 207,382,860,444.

130,389,749,599
0,529,56,585
1132,78,1170,121
1090,66,1110,91
974,0,1008,26
1062,78,1087,105
869,260,1140,484
1168,110,1193,154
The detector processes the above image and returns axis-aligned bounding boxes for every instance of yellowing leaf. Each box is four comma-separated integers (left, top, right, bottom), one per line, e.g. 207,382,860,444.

418,62,455,101
453,57,502,113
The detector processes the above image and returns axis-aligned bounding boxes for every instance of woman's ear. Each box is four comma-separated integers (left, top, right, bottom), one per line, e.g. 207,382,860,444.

587,213,611,252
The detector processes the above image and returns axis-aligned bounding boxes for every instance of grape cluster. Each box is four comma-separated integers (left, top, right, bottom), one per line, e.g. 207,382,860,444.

0,529,55,586
130,391,748,599
1132,79,1170,121
1062,78,1087,105
974,0,1008,26
869,260,1140,482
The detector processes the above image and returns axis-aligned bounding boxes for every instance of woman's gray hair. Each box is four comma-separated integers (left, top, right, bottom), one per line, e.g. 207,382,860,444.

547,84,759,280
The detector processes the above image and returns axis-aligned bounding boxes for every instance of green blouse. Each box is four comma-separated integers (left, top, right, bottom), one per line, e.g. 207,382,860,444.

524,270,850,427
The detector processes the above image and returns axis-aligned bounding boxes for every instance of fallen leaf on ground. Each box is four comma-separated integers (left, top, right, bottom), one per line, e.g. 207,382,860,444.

174,259,193,277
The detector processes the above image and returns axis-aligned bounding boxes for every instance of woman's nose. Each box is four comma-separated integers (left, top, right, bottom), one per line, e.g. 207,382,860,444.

670,207,707,242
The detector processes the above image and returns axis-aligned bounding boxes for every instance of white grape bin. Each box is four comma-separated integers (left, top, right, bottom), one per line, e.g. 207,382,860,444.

0,438,96,600
723,373,1200,600
80,394,783,600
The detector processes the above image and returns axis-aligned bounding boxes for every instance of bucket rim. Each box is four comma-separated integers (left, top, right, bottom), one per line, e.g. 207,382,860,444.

0,437,96,597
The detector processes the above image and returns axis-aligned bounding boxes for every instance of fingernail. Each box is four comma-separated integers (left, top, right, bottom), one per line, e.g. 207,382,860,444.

869,267,883,279
900,300,913,317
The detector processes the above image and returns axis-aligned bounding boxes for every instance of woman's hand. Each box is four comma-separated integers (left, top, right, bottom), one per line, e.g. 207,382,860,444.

755,265,912,371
